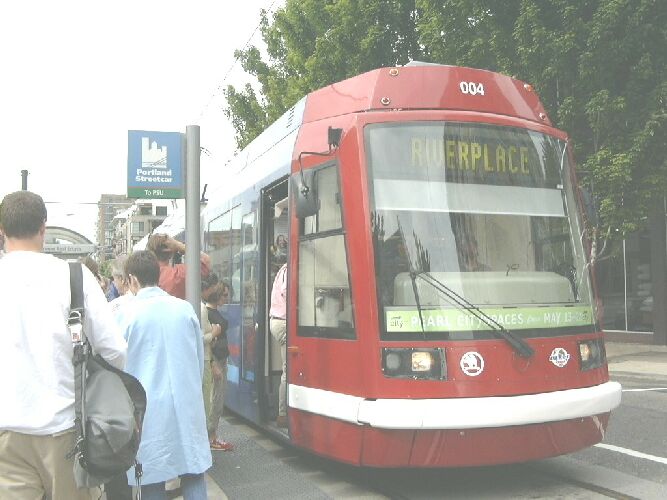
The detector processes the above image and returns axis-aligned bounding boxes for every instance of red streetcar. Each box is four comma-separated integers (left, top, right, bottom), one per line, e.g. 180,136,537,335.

201,62,622,467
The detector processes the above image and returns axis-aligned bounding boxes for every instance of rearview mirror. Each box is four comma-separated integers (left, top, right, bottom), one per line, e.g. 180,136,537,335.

290,170,319,218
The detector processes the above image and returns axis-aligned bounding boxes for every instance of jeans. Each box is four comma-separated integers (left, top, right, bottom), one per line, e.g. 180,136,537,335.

140,473,207,500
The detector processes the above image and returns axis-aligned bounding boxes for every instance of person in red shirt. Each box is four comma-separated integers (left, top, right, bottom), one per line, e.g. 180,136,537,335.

147,233,211,299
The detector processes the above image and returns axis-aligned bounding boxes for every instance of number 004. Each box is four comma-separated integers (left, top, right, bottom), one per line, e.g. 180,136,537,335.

459,81,485,96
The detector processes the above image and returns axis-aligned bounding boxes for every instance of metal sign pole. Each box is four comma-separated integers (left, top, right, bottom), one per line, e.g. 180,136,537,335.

185,125,201,322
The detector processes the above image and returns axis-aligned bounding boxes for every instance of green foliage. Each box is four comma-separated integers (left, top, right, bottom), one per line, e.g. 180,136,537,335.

225,0,667,237
226,0,421,149
99,259,112,279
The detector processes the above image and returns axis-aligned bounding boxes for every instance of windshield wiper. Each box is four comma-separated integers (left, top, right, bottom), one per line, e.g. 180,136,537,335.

416,272,534,358
396,217,426,336
409,271,426,335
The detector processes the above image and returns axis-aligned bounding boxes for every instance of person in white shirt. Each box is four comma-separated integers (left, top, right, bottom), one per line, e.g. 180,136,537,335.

0,190,127,500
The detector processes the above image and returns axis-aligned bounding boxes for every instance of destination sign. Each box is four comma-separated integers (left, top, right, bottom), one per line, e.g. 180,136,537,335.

385,305,594,333
411,138,532,174
367,122,564,189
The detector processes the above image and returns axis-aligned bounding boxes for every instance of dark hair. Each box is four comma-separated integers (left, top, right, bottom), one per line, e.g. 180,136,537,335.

206,283,223,303
207,281,231,304
221,279,232,297
0,191,47,239
146,233,171,261
125,250,160,287
201,271,219,291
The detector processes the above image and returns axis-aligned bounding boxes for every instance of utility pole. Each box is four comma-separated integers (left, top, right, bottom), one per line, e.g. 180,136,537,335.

185,125,201,322
21,170,28,190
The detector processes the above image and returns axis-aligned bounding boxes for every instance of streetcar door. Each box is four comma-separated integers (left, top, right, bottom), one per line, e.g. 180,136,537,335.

260,179,289,427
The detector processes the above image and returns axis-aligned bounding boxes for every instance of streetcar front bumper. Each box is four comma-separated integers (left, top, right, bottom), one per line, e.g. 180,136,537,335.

356,381,622,429
289,381,622,430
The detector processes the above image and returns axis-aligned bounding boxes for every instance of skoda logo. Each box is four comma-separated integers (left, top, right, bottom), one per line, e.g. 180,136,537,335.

549,347,570,368
460,351,484,376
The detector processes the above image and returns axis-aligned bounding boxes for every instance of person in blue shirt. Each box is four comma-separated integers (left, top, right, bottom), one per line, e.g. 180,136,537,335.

120,250,211,499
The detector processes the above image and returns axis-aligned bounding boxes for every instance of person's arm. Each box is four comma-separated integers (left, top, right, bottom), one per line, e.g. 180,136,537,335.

200,252,211,276
166,236,211,275
165,236,186,255
191,312,205,379
199,304,215,346
81,266,127,369
280,265,287,300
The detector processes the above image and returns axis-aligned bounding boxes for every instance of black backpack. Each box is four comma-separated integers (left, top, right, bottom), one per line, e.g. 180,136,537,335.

68,263,147,487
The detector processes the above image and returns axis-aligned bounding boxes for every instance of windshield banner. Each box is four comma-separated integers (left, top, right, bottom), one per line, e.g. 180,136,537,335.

385,305,594,333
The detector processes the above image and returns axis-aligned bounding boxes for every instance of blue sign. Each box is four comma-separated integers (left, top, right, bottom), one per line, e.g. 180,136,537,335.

127,130,183,199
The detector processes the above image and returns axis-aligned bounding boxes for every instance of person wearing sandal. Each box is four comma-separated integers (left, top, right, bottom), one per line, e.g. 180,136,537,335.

201,277,234,452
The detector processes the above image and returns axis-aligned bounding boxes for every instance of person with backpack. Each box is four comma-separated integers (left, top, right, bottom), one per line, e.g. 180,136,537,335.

120,250,211,499
0,190,127,500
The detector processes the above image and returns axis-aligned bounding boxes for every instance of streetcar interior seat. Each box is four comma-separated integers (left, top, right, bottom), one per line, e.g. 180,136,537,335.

393,271,575,306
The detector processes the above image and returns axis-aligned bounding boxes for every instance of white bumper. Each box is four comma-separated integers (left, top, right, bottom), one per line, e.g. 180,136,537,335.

289,381,622,430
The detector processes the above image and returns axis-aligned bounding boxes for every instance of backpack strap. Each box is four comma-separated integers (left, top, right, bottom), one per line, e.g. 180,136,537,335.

68,262,88,467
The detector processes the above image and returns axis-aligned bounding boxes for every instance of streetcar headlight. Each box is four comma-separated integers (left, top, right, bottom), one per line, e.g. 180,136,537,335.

412,351,433,372
578,339,606,371
382,348,446,380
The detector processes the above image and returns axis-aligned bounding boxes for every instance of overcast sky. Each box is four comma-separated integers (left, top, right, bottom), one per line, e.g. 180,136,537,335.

0,0,282,241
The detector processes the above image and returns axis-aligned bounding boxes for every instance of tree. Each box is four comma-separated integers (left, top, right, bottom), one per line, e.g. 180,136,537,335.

225,0,667,240
511,0,667,238
224,0,421,149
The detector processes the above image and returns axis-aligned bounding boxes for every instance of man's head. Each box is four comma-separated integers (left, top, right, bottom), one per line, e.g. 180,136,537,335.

111,255,129,294
207,281,230,306
147,233,172,262
201,271,219,301
0,191,47,240
125,250,160,293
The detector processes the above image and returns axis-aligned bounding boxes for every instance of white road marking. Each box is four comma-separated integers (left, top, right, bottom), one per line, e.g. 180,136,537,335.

594,443,667,465
622,387,667,392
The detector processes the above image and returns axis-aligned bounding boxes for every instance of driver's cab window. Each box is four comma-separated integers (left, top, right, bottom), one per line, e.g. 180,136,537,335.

298,163,355,339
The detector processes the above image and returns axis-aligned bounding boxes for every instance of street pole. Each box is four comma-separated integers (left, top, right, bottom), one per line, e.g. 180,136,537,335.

185,125,201,322
21,170,28,190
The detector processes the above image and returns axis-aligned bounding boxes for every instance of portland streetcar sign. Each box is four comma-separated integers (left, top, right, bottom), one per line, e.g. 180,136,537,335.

127,130,183,199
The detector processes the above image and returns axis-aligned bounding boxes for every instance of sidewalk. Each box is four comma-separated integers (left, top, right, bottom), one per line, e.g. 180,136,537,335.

605,340,667,379
167,475,227,499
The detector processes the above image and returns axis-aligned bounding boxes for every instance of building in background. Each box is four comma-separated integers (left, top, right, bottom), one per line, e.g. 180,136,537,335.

596,198,666,345
97,194,133,261
111,200,172,255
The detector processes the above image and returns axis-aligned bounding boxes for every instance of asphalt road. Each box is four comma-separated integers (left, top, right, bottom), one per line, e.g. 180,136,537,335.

568,372,667,486
208,371,667,499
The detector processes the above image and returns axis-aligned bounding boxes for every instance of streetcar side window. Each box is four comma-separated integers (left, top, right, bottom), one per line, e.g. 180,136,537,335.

206,210,232,290
297,164,355,339
303,166,342,235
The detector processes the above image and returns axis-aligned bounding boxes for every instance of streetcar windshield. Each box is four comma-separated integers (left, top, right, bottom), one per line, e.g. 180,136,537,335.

365,122,597,338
